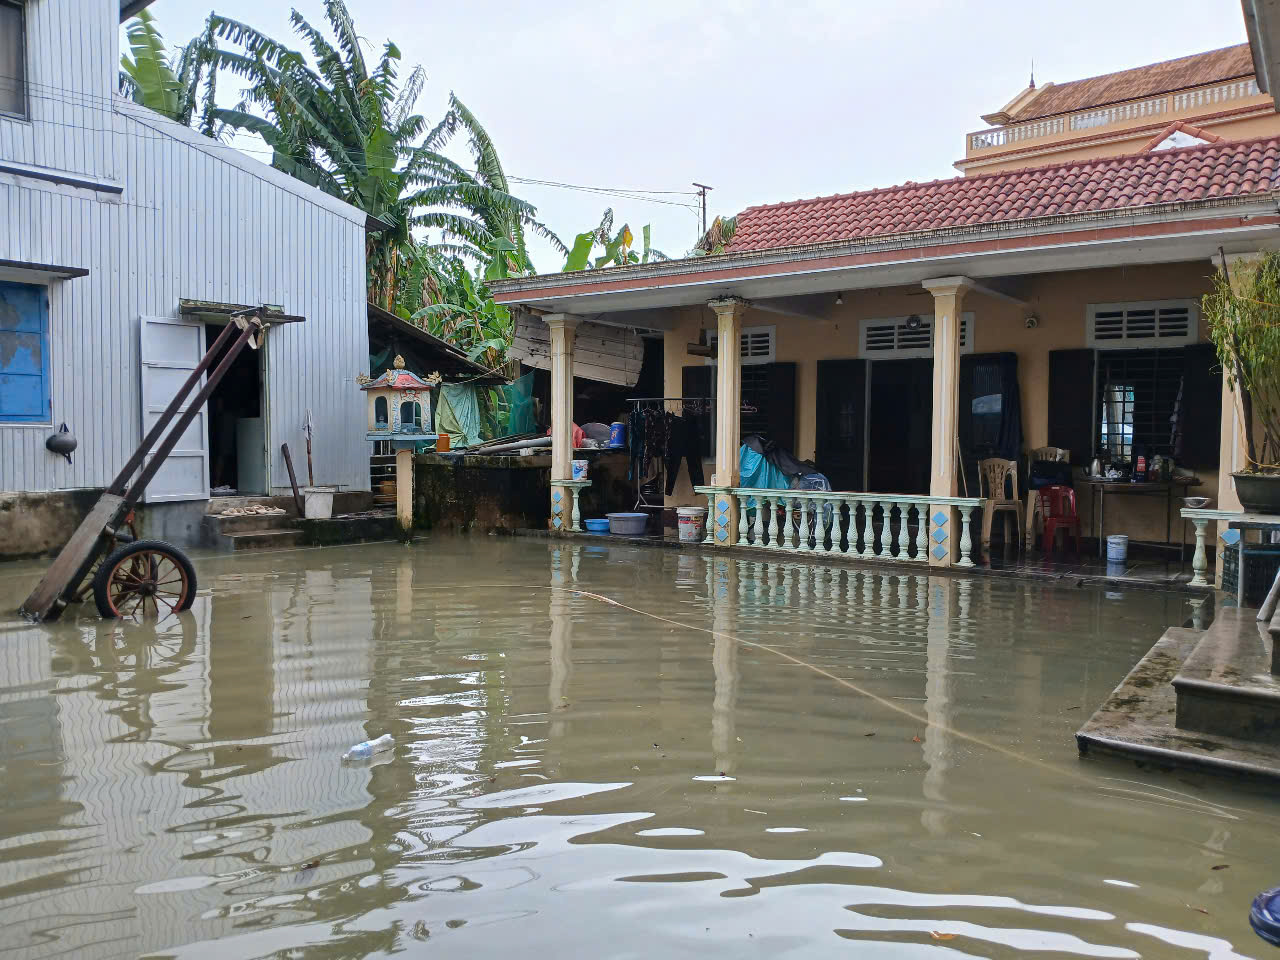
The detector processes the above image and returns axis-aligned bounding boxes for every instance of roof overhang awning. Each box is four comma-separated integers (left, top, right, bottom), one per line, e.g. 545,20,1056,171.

1243,0,1280,108
179,299,306,324
120,1,156,22
491,201,1280,316
0,258,89,284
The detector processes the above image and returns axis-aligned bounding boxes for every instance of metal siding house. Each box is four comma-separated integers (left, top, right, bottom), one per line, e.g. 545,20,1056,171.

0,0,368,547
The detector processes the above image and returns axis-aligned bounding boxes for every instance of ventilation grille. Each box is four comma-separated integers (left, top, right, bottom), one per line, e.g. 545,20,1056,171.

706,325,776,365
1088,301,1196,348
860,314,971,358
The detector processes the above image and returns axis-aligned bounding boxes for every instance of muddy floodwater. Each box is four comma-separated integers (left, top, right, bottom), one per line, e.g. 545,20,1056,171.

1,536,1277,958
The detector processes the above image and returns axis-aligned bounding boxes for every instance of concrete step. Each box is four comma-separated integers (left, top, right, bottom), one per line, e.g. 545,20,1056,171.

1078,624,1280,783
1173,607,1280,741
203,512,294,535
222,528,304,551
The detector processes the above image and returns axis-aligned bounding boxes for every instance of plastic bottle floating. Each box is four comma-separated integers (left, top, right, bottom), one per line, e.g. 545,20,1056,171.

342,734,394,762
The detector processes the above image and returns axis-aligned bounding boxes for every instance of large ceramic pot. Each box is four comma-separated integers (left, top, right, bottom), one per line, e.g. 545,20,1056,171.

1231,472,1280,514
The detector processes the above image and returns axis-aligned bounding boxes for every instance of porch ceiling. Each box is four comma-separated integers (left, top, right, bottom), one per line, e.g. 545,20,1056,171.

494,208,1279,316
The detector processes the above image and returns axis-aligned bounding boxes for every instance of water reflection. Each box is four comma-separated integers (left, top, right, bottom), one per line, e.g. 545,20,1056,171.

0,539,1266,959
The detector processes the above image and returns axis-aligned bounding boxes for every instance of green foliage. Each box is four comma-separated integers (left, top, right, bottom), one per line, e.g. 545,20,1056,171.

561,208,670,271
691,214,737,256
120,10,221,136
1204,251,1280,470
198,1,562,313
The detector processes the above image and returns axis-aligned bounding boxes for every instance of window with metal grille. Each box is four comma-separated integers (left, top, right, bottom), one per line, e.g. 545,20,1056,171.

705,325,776,365
1095,348,1185,461
1087,301,1196,348
859,313,973,358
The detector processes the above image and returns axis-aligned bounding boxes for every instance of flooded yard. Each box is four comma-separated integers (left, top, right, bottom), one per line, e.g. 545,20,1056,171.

1,536,1276,958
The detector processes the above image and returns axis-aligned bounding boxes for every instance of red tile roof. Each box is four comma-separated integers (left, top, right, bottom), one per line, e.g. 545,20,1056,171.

723,136,1280,254
1011,44,1255,121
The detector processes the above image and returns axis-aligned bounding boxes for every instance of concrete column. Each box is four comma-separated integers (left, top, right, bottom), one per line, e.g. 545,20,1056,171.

922,277,973,567
545,313,581,482
395,449,413,533
709,298,747,546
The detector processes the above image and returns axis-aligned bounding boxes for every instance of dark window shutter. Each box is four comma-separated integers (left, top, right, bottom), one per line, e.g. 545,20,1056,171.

764,362,797,454
682,365,714,459
1048,349,1096,462
1178,342,1222,467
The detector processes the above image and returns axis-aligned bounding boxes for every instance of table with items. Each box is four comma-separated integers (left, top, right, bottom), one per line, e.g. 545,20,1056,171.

1084,476,1201,561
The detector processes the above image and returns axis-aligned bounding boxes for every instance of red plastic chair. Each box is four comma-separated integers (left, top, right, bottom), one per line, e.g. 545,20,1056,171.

1038,484,1081,554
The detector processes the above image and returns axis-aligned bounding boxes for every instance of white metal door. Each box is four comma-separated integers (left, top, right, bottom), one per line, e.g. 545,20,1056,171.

139,315,210,502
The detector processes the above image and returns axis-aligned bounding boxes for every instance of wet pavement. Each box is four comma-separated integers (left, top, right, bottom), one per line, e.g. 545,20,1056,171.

0,536,1275,959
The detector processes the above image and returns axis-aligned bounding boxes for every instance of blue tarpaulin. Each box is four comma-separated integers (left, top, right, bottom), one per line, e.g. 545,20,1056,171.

739,444,790,510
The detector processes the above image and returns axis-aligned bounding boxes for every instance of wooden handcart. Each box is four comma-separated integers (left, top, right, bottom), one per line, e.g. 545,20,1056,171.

20,308,280,622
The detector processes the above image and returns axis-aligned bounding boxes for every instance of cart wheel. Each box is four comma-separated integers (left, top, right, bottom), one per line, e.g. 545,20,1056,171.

91,540,197,620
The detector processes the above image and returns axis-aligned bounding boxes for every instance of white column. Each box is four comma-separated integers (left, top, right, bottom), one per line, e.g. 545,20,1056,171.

710,298,747,547
922,277,973,568
545,313,581,483
394,448,413,533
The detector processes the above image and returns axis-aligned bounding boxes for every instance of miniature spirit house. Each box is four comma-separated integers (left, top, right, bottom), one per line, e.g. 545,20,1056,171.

360,356,440,449
358,356,440,531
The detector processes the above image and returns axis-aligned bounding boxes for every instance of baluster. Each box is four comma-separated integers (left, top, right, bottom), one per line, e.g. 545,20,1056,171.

781,497,795,551
896,503,910,558
877,501,892,557
571,487,583,532
915,503,929,561
957,504,976,567
819,497,835,555
797,498,813,553
738,494,749,545
751,495,763,545
703,490,715,544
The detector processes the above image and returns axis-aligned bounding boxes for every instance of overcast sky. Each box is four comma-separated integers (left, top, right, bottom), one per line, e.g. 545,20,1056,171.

140,0,1251,270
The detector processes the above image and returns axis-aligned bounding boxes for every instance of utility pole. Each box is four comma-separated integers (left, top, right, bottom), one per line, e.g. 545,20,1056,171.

693,182,713,237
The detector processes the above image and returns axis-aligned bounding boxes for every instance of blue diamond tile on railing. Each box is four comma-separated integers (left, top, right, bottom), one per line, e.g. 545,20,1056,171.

932,544,948,560
932,511,947,527
552,490,562,504
932,528,948,544
552,517,562,529
716,527,728,542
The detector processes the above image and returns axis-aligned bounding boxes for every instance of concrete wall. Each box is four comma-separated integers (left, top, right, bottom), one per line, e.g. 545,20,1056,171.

661,260,1225,545
414,455,551,533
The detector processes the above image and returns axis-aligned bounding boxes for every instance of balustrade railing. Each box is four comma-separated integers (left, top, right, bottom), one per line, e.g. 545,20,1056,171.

968,78,1265,155
695,488,984,567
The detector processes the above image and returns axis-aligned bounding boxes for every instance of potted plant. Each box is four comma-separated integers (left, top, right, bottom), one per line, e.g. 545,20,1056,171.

1204,250,1280,513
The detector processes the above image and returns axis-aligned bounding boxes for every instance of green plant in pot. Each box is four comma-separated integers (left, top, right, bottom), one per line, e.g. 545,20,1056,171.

1204,250,1280,513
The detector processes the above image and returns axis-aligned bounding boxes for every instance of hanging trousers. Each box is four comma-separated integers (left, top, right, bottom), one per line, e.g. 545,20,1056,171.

664,414,706,494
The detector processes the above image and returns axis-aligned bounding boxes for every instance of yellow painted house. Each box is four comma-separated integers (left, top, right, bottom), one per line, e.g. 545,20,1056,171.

491,42,1280,581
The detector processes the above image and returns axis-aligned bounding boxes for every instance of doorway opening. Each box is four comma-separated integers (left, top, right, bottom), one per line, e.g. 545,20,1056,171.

867,358,934,495
205,323,265,495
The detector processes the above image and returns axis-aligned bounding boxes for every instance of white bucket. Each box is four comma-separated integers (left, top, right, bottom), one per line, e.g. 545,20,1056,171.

571,459,589,480
303,486,336,519
677,506,707,543
1106,534,1129,563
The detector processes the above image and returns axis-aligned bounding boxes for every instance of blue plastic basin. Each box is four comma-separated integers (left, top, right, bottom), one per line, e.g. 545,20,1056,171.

584,518,610,533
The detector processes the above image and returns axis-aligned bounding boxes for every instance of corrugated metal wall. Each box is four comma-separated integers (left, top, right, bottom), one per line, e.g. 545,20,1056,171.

0,0,369,495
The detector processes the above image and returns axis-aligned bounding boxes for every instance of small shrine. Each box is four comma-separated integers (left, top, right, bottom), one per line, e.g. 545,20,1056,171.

359,355,441,449
357,356,442,533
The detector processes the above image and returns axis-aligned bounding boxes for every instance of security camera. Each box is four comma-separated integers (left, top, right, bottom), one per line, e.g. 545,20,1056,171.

1024,315,1039,329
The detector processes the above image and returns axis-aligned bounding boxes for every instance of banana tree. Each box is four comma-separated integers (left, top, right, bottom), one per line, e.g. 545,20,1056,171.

562,209,669,272
119,10,221,135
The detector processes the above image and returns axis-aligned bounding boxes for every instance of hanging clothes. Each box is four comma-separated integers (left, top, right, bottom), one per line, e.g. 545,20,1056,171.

664,413,705,494
628,406,645,480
